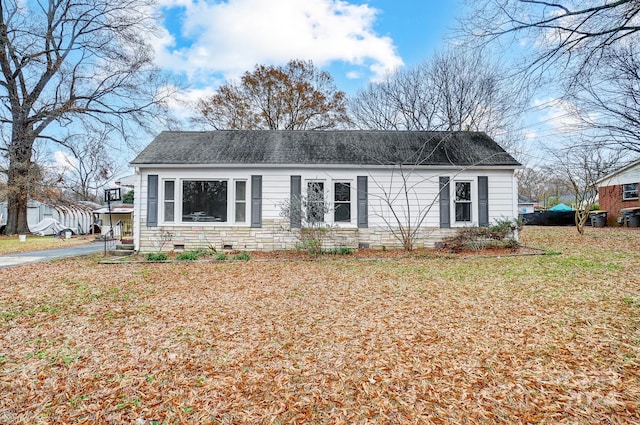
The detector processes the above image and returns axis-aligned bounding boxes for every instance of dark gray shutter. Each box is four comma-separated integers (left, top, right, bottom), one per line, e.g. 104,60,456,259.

357,176,368,228
478,176,489,227
290,176,301,228
250,175,262,228
147,175,158,227
439,176,450,228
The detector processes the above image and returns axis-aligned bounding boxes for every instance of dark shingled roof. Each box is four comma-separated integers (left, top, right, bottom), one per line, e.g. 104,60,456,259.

131,130,521,167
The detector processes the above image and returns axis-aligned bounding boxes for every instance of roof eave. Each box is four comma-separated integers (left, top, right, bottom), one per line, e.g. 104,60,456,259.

131,162,521,170
595,157,640,185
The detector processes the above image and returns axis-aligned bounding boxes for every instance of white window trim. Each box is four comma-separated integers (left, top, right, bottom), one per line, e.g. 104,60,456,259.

305,179,327,224
332,179,354,225
158,178,251,227
233,179,248,224
161,179,176,223
452,180,476,226
623,183,639,201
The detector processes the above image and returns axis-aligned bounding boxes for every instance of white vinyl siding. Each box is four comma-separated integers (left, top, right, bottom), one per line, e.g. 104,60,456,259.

134,167,518,250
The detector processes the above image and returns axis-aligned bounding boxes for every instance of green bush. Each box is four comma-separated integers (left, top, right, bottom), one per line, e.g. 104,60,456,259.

296,237,323,257
323,247,353,255
215,253,227,261
176,250,201,261
146,252,168,262
438,218,521,253
233,252,251,261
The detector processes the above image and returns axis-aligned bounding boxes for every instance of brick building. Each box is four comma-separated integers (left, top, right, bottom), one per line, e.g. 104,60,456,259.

597,159,640,225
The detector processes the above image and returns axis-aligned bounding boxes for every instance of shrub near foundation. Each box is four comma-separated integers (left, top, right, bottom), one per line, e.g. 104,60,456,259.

439,218,522,252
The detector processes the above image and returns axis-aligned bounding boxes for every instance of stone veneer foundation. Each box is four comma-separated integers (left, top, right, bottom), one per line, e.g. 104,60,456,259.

138,219,457,253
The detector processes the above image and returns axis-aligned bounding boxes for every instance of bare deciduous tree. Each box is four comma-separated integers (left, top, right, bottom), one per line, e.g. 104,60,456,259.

549,143,623,234
0,0,171,234
57,131,120,202
349,49,525,157
349,63,439,131
367,164,444,252
460,1,640,154
361,133,518,251
279,184,333,256
460,0,640,83
567,45,640,153
194,60,349,130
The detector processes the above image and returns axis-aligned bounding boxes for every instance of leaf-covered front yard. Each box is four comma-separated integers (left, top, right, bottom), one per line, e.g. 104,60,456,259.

0,235,92,255
1,227,639,424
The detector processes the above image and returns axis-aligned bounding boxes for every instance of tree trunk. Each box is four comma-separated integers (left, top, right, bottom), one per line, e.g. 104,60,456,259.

4,127,34,235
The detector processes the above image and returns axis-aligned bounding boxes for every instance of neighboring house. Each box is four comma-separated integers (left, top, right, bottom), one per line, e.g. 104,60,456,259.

130,130,521,252
92,203,135,241
0,198,97,234
597,158,640,224
518,195,536,215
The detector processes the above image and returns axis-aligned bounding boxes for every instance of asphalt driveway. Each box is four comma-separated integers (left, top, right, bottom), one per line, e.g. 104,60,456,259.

0,240,116,268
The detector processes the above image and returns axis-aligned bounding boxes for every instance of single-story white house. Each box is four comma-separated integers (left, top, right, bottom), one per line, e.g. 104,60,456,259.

130,130,521,252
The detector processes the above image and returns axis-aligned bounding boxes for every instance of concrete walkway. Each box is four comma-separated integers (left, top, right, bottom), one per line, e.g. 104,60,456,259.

0,240,116,269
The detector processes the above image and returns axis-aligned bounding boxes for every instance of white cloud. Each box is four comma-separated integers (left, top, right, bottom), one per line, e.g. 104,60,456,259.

531,97,583,134
154,0,403,85
52,151,78,173
162,85,218,122
346,70,361,79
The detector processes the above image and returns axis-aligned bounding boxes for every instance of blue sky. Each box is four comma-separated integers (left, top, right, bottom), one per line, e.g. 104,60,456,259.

149,0,568,166
154,0,463,96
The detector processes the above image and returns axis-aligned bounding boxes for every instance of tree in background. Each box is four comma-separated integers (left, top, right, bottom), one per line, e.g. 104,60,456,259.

349,48,526,158
567,44,640,153
0,0,171,235
548,143,623,234
460,1,639,83
516,167,549,204
193,60,349,130
122,190,134,204
460,0,640,153
57,130,119,202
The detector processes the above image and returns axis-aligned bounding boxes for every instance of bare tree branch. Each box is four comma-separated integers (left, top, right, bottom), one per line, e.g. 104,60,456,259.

0,0,173,234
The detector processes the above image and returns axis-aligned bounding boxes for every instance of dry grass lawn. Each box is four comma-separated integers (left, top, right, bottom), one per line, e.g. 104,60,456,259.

1,226,639,424
0,234,92,255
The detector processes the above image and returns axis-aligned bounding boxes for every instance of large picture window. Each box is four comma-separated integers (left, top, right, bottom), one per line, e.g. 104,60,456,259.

182,180,227,222
455,181,472,222
623,183,638,200
334,182,351,222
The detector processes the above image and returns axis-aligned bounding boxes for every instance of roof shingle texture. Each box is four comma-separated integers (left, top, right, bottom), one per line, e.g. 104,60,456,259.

131,130,521,167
